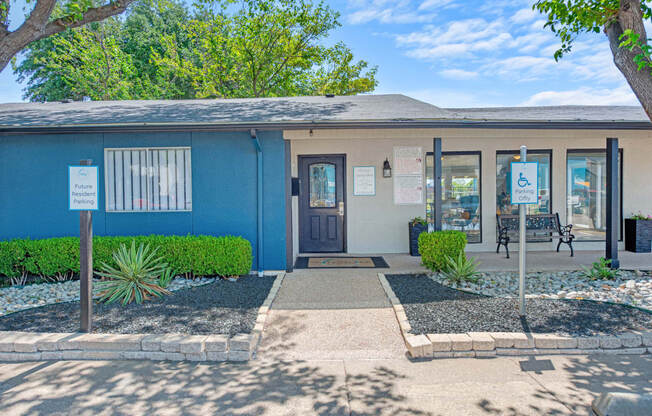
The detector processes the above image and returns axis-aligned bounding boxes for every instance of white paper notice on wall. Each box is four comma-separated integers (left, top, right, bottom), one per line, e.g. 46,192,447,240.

69,165,99,211
394,146,422,175
394,175,423,205
353,166,376,196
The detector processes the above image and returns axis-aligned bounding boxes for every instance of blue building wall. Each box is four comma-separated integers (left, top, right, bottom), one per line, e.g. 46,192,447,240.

0,130,287,270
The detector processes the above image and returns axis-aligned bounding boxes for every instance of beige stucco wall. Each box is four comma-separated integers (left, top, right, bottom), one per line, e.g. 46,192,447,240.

287,128,652,259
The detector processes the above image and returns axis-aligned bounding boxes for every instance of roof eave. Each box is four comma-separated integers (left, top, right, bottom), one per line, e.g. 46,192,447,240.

1,118,651,134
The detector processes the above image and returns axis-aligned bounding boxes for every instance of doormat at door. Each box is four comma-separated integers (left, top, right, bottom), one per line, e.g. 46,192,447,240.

295,256,389,269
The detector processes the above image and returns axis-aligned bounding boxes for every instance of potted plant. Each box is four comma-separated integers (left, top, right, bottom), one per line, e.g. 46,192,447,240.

408,217,428,256
625,212,652,253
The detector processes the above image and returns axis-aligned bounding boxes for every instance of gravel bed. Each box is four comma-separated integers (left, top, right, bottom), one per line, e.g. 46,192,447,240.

0,276,217,316
0,275,275,335
429,269,652,311
386,274,652,336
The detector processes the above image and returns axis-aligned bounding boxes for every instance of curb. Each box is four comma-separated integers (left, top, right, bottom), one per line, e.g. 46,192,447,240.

0,273,286,363
377,272,652,359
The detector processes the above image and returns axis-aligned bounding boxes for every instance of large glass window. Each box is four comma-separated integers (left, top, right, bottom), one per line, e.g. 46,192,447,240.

567,150,622,241
496,151,551,216
105,147,192,212
426,152,481,243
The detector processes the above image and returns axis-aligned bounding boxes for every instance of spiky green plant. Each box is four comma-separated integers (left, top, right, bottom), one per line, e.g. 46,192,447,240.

158,267,174,288
580,257,620,280
440,252,481,285
95,241,171,305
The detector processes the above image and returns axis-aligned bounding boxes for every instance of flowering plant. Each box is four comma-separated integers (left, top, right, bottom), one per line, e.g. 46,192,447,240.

629,212,652,221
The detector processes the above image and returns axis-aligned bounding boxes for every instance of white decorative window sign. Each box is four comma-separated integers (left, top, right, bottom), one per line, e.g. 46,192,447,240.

394,146,423,205
394,146,423,175
394,175,423,205
353,166,375,196
69,165,99,211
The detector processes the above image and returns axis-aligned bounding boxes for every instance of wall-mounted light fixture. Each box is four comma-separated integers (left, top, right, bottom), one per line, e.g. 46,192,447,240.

383,158,392,178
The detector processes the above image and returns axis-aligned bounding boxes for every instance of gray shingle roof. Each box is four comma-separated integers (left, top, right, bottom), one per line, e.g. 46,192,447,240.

446,106,649,122
0,94,648,128
0,94,453,127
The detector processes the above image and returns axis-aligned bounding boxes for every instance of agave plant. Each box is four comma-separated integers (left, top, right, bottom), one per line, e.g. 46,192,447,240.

95,241,171,305
440,252,481,285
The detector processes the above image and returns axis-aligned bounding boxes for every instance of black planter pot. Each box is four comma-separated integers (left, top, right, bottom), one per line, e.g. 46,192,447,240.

625,219,652,253
409,222,428,256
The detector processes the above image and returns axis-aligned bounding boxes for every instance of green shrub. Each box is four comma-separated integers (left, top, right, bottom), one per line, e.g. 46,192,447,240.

0,234,253,284
25,238,80,281
440,252,481,285
418,230,467,272
96,242,170,305
581,257,620,280
0,240,29,285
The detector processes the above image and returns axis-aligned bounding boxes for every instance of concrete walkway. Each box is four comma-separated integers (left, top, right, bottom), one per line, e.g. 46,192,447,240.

350,251,652,273
1,354,650,415
257,268,406,360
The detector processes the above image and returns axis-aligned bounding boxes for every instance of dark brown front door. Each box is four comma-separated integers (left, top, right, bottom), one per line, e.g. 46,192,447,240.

299,155,345,253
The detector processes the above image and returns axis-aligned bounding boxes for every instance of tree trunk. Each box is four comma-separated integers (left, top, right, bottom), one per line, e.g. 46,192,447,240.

605,0,652,120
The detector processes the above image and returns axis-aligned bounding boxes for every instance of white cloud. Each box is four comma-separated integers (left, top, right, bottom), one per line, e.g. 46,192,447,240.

346,0,440,24
395,18,513,59
521,85,638,106
418,0,456,11
439,69,479,79
511,7,538,24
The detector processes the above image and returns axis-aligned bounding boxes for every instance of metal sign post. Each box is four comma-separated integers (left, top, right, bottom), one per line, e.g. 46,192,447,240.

510,146,538,316
69,160,99,332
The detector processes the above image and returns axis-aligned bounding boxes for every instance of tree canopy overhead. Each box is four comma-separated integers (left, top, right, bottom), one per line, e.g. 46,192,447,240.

534,0,652,119
0,0,136,72
14,0,378,101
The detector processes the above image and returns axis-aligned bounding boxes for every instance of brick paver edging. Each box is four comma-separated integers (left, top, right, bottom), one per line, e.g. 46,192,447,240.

0,273,286,363
377,273,652,359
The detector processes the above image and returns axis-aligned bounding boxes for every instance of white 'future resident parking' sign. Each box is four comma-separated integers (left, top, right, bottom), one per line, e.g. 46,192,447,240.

69,165,99,210
510,162,538,205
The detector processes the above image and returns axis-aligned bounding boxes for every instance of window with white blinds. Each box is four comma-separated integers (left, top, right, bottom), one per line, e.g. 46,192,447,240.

105,148,192,212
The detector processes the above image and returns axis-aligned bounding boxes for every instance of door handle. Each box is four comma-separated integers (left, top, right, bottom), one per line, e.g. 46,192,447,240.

339,201,344,216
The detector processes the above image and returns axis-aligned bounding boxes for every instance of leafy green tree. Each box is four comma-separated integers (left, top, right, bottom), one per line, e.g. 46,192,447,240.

15,0,193,101
534,0,652,119
0,0,136,73
153,0,377,98
46,21,136,100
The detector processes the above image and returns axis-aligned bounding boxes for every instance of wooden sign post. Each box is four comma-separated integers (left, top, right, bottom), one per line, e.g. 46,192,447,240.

69,160,99,332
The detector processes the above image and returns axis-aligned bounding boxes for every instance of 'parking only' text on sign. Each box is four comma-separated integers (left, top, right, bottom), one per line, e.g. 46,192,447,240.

510,162,538,205
69,165,99,211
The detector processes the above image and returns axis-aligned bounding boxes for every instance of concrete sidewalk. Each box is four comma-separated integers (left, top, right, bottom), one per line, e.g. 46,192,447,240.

349,251,652,273
257,268,406,360
1,354,650,415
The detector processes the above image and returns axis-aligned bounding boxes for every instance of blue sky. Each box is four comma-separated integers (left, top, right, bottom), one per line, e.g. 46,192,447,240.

0,0,645,107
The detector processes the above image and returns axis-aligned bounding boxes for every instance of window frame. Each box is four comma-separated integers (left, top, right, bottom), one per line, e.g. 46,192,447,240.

496,149,553,217
104,146,192,213
308,161,337,209
426,151,483,244
566,148,624,242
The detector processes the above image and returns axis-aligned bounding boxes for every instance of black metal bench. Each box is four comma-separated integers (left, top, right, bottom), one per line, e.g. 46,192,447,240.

496,213,575,258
